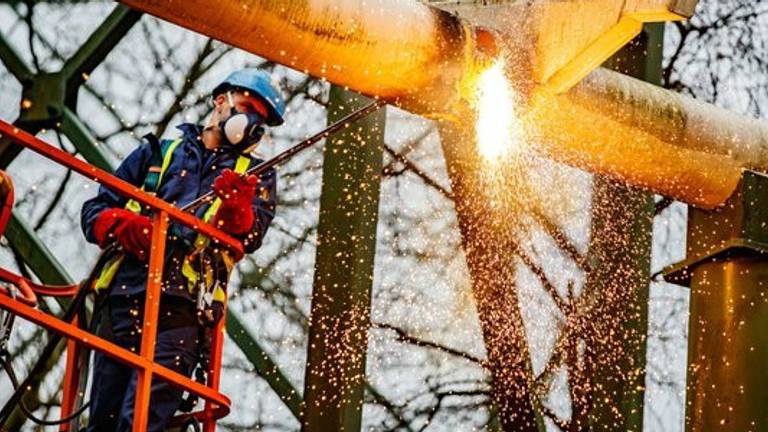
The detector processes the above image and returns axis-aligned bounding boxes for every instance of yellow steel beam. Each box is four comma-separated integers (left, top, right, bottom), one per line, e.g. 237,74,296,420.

544,10,684,94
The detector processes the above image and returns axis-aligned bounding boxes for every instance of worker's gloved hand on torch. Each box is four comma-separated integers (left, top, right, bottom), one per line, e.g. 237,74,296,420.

93,208,152,260
212,168,258,235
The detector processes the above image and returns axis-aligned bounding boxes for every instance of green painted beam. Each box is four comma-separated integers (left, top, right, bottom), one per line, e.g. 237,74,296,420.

301,86,386,432
61,106,114,172
5,211,74,285
226,309,303,419
0,31,33,81
60,4,142,95
0,4,138,169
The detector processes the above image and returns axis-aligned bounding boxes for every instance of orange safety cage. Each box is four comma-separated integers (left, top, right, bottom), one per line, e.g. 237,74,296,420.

0,119,242,432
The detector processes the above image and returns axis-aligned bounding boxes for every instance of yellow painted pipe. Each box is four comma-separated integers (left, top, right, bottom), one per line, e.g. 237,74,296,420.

523,69,748,208
118,0,493,114
526,68,767,209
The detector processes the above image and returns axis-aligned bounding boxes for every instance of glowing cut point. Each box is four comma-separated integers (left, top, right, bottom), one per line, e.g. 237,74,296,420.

474,60,524,162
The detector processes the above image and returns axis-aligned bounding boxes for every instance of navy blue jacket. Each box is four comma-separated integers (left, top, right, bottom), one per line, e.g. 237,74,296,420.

81,123,277,300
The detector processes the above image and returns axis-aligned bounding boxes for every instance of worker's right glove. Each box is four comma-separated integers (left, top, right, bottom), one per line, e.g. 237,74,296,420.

93,208,153,260
211,169,258,235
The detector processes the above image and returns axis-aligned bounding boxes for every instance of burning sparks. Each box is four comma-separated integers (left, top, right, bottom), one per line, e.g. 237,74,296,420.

474,60,525,162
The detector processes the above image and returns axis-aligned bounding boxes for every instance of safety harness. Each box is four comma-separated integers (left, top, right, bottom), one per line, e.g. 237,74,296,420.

93,134,250,314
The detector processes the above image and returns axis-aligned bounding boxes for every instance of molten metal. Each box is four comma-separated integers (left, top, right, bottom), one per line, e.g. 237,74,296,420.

474,60,523,162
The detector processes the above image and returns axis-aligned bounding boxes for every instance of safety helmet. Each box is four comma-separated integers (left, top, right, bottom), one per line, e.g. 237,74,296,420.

212,68,286,126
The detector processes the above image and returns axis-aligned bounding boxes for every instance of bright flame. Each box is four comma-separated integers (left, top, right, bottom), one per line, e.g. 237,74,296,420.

474,60,524,161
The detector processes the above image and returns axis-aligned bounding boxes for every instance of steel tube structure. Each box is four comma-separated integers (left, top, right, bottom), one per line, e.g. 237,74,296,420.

663,171,768,432
119,0,768,209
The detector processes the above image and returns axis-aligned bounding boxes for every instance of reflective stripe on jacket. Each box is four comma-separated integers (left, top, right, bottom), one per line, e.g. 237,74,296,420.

81,123,277,300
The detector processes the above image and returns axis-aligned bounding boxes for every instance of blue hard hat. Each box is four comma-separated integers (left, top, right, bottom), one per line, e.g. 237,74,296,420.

213,68,286,126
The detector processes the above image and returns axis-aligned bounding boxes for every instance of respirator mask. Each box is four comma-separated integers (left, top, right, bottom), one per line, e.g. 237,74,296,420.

218,91,266,153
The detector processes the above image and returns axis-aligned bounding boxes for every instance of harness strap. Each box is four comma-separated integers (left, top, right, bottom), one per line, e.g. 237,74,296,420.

181,155,250,304
124,137,181,215
95,137,181,292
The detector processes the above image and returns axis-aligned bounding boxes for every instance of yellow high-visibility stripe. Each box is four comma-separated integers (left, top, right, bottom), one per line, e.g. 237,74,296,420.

93,256,125,292
193,155,251,249
93,139,182,292
123,139,182,215
184,155,251,299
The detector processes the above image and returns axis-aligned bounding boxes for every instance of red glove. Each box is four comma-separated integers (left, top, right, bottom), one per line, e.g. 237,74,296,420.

211,169,258,235
93,208,152,260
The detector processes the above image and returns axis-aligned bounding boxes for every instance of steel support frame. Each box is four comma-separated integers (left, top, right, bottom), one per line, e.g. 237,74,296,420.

301,86,386,431
0,5,139,169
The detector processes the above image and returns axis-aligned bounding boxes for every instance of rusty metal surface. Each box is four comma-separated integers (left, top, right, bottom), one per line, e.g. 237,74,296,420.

662,171,768,431
671,0,700,17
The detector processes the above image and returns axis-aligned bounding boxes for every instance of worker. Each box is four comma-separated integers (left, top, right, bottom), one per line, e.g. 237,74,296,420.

80,68,283,431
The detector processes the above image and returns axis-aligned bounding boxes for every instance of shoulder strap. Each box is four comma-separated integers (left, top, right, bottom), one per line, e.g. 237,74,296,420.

144,137,181,194
124,136,182,214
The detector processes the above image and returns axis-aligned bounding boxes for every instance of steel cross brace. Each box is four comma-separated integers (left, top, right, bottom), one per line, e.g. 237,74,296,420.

0,4,140,169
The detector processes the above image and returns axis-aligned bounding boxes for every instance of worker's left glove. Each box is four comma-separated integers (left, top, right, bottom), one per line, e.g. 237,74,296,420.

211,169,258,235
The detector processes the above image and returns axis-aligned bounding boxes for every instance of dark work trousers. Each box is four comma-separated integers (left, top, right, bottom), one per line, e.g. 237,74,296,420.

87,294,199,432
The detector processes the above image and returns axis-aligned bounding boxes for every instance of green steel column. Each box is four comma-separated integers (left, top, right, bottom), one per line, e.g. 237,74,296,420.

581,23,664,431
686,258,768,431
301,86,385,431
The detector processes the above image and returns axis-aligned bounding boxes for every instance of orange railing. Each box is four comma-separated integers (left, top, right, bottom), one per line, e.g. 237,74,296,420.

0,120,241,432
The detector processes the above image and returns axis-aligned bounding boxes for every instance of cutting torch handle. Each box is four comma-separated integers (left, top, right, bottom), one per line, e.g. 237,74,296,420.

182,98,385,213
